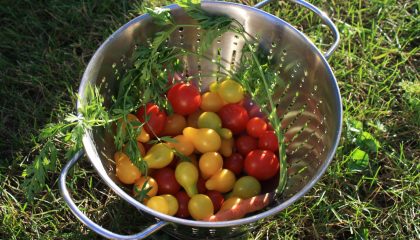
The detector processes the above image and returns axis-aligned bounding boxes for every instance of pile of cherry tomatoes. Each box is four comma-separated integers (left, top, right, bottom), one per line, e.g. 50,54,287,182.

114,79,279,221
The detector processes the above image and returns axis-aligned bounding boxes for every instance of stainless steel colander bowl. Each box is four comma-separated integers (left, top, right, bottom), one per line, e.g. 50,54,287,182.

59,0,342,239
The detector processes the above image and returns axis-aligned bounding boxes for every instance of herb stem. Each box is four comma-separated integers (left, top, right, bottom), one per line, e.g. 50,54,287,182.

240,32,288,195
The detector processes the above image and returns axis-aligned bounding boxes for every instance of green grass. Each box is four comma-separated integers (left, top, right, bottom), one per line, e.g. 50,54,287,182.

1,0,419,239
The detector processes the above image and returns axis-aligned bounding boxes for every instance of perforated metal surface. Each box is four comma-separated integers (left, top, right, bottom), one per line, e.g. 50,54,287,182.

77,1,341,239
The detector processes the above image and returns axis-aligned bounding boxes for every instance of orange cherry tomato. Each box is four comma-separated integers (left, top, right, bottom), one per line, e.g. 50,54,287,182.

161,114,187,136
115,157,141,185
133,176,158,198
200,92,224,112
114,151,129,165
199,152,223,179
170,135,194,156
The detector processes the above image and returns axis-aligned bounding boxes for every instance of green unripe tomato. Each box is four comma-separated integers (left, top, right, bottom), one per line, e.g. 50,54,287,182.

232,176,261,199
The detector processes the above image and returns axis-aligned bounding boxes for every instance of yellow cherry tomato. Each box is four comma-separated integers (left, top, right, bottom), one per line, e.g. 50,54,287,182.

133,176,158,198
170,135,194,156
220,197,242,211
197,112,222,130
200,92,224,112
161,194,179,216
146,196,169,215
161,114,187,136
143,143,174,169
175,162,198,197
218,128,233,140
217,79,244,103
232,176,261,199
115,157,141,184
209,82,219,93
219,138,234,157
205,169,236,193
188,194,214,220
199,152,223,179
183,127,221,153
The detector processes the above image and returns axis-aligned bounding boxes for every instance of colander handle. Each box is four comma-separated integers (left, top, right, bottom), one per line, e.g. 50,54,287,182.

254,0,340,59
59,150,169,240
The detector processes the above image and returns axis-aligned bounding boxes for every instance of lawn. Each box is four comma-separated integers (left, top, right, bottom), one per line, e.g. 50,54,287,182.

1,0,419,239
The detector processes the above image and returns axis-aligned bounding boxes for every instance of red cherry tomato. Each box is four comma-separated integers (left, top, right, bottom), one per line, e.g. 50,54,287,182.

224,153,244,176
258,131,279,152
218,104,249,134
246,117,268,138
168,83,201,116
175,191,190,218
136,103,167,136
244,150,279,180
206,190,224,212
197,176,207,194
152,167,180,195
235,135,258,157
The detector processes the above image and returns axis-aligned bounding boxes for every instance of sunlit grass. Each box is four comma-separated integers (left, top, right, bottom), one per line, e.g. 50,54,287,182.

1,0,418,239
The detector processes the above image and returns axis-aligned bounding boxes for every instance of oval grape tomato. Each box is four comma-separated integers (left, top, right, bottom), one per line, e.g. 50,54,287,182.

115,157,141,185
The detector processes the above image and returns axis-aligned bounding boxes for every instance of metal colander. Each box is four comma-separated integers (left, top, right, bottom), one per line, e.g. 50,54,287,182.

59,0,342,239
